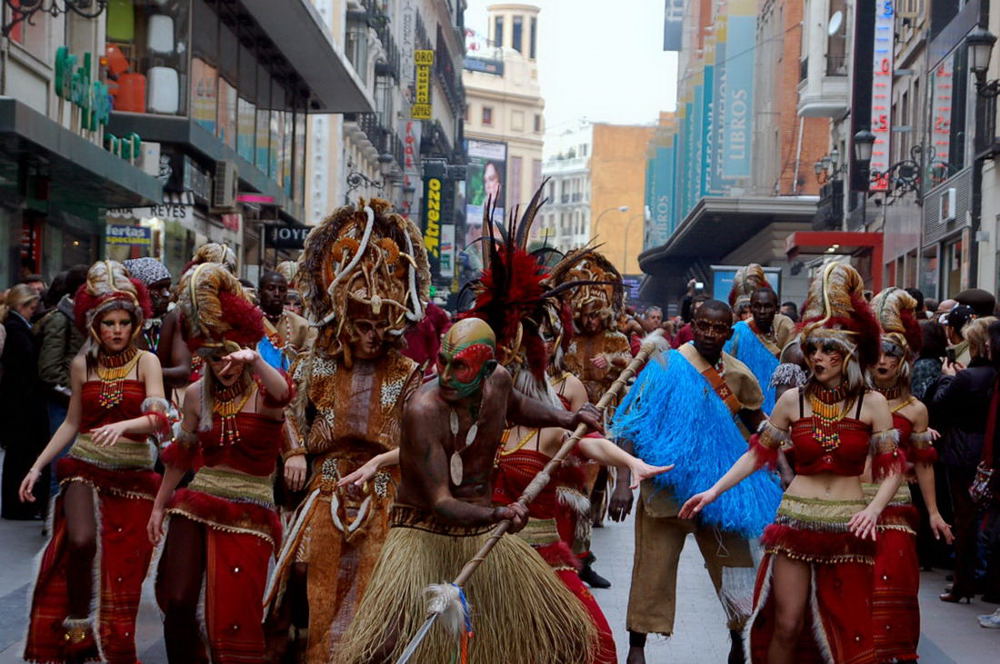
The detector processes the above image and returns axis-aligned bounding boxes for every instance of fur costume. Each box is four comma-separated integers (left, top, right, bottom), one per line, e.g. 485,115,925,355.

725,321,781,414
264,199,427,662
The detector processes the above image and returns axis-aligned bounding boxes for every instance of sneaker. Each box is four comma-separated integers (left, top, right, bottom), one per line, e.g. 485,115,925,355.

977,608,1000,629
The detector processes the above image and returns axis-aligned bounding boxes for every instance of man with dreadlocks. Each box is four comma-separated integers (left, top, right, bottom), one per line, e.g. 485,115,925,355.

335,190,604,664
262,200,428,663
549,249,630,587
724,264,797,414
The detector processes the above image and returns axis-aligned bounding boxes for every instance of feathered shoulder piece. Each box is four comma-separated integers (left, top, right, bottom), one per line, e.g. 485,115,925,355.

871,287,922,356
74,260,152,333
296,198,429,359
729,263,771,308
176,262,263,353
800,263,881,368
547,247,624,322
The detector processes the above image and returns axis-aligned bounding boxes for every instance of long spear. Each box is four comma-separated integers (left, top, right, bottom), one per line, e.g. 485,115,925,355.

396,330,668,663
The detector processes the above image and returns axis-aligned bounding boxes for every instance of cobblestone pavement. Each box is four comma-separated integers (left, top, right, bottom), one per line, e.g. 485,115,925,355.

0,504,997,662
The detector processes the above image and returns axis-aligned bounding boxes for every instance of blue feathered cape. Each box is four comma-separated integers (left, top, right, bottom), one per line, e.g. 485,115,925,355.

611,348,781,538
724,320,779,414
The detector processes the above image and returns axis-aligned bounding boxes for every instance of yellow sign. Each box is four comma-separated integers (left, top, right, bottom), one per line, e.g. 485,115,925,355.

413,49,434,120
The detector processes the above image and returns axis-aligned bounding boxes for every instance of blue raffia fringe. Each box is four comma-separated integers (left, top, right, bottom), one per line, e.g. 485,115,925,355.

612,349,782,538
724,321,780,414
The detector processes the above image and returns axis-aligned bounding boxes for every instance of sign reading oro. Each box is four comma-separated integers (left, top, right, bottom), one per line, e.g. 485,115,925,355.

412,49,434,120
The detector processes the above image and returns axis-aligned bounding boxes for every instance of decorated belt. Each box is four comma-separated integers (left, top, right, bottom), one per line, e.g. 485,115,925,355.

775,494,867,529
516,517,561,547
68,433,155,471
862,481,912,506
390,502,495,537
187,466,275,508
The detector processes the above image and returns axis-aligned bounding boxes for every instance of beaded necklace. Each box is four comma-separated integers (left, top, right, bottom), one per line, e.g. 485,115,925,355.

808,383,854,452
212,376,255,446
873,380,904,402
96,345,140,409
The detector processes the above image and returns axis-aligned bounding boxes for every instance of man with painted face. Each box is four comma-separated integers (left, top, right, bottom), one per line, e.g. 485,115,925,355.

336,317,605,664
257,270,314,371
610,299,781,664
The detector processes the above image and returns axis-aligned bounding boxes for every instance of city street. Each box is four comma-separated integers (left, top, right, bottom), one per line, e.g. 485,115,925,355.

0,489,996,663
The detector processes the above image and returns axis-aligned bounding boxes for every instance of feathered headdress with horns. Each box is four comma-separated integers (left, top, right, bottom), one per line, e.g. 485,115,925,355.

729,263,772,309
74,260,152,339
871,287,923,357
799,263,881,368
176,262,264,354
181,242,238,276
296,198,429,364
547,247,624,329
462,182,599,383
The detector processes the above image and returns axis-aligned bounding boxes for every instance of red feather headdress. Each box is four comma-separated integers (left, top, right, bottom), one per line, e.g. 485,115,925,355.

799,263,881,368
871,287,923,356
73,260,152,335
176,262,264,353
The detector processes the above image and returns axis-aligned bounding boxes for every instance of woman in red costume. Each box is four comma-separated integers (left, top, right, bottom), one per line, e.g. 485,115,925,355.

866,288,953,663
20,260,168,664
680,263,906,664
494,420,670,664
147,263,294,663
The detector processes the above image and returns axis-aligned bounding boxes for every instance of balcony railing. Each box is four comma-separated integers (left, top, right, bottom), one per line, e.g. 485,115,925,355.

345,112,405,170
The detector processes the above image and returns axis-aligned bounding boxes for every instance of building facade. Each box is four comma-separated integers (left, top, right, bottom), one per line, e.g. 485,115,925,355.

538,121,592,253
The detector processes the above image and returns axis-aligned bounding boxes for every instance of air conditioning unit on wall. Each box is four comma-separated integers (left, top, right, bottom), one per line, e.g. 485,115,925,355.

211,161,239,212
938,187,956,224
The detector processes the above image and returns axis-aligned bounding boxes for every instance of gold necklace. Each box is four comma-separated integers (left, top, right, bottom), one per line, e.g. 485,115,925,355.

96,345,140,409
212,378,255,446
809,393,853,453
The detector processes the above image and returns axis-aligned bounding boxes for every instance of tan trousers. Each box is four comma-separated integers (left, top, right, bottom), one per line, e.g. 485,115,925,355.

626,482,754,636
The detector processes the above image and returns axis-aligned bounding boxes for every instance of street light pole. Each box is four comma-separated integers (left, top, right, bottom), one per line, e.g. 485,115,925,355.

622,213,643,274
590,205,629,241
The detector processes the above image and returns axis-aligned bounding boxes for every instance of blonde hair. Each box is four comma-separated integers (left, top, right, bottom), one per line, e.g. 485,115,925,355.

963,316,998,359
0,284,40,322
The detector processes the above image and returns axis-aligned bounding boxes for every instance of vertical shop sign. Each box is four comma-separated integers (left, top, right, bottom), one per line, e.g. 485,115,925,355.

931,57,953,170
869,1,894,191
721,0,755,179
412,50,434,120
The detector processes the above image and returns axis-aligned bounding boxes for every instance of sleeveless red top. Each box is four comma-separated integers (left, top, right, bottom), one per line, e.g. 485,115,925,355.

493,448,559,519
79,380,146,433
196,412,285,477
892,412,913,452
789,417,871,476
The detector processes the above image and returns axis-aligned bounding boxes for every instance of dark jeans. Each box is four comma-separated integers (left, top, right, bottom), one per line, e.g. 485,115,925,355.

46,399,68,497
946,465,981,596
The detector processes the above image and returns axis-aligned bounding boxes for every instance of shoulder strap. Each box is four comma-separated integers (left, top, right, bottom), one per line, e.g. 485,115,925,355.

855,392,865,419
798,387,804,418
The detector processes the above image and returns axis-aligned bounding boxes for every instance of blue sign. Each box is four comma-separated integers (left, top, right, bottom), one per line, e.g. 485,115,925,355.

106,224,152,246
721,12,756,178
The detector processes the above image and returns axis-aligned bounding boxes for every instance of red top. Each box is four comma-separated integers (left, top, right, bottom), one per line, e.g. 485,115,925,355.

789,417,871,476
892,412,914,452
196,412,285,477
79,380,146,433
493,448,559,519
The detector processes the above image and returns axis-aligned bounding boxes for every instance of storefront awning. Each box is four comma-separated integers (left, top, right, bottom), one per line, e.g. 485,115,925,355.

783,230,885,291
0,98,162,208
241,0,373,113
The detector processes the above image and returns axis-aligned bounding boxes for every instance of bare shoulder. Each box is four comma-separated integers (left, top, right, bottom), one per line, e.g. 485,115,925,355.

864,390,890,409
775,386,799,411
138,350,161,370
490,363,512,389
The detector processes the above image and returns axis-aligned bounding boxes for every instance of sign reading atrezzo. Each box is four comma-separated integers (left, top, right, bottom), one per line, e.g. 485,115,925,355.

412,50,434,119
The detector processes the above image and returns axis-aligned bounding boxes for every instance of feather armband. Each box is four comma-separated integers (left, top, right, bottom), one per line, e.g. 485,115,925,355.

908,430,938,463
750,421,790,470
161,425,202,471
259,370,296,409
141,397,171,441
870,429,907,480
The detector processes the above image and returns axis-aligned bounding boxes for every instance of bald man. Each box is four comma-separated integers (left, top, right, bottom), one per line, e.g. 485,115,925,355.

336,318,604,664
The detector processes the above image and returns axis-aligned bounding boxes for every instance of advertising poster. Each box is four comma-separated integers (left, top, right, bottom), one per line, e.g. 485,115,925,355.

464,138,507,251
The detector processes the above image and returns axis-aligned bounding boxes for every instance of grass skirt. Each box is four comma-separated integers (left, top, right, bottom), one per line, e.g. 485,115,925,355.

335,509,597,664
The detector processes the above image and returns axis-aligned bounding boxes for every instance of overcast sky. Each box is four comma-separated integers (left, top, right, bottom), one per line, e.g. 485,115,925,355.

464,0,678,132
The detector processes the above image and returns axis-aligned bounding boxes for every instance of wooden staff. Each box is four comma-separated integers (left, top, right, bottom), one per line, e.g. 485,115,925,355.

396,330,666,663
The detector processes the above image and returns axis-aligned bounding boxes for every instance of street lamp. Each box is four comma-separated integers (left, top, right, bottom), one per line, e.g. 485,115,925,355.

852,129,876,229
621,213,644,273
968,27,999,92
591,205,629,240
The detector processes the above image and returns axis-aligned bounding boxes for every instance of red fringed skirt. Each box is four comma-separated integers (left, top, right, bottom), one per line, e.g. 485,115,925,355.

749,494,878,664
24,455,159,664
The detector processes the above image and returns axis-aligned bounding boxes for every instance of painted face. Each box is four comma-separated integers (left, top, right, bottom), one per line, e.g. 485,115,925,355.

206,351,243,386
803,338,846,381
98,308,134,353
437,319,497,401
148,278,172,318
351,319,390,360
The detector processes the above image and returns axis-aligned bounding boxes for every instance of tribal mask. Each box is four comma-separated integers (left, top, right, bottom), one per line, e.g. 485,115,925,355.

437,319,497,399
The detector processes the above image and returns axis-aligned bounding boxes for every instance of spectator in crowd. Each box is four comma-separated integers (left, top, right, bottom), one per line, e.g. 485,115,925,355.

945,305,976,366
36,265,88,495
123,257,172,353
285,289,304,317
925,298,940,318
780,300,799,322
927,316,998,603
956,288,996,318
935,299,958,321
642,306,663,333
906,287,927,319
0,284,48,519
978,320,1000,617
912,320,948,401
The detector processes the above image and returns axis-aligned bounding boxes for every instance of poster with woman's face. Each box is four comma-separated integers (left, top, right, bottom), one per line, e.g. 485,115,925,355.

464,139,507,251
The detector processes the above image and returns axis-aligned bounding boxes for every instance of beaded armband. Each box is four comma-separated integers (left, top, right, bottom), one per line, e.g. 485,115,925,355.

870,429,907,480
908,430,938,464
749,421,790,470
140,397,171,441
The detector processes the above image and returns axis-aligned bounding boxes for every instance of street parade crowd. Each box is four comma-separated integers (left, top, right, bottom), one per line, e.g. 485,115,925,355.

0,189,999,663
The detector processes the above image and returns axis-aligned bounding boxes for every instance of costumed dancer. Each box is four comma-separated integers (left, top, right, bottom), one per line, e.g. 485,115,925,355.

724,263,797,413
122,257,173,354
335,192,605,664
679,263,907,664
867,287,953,663
548,248,630,586
148,262,295,663
611,299,781,664
20,261,169,663
256,269,315,371
262,200,428,663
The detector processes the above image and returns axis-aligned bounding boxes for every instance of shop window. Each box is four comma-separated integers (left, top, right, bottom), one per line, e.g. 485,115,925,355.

104,0,190,116
217,78,237,148
191,58,218,133
237,96,255,163
271,110,284,186
283,111,294,196
255,107,271,175
482,106,493,126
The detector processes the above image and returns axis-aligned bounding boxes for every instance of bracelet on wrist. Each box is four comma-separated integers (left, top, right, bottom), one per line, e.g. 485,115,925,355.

282,447,308,461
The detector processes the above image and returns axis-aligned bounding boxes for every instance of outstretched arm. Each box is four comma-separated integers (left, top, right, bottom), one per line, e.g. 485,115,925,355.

576,436,672,488
507,387,603,433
